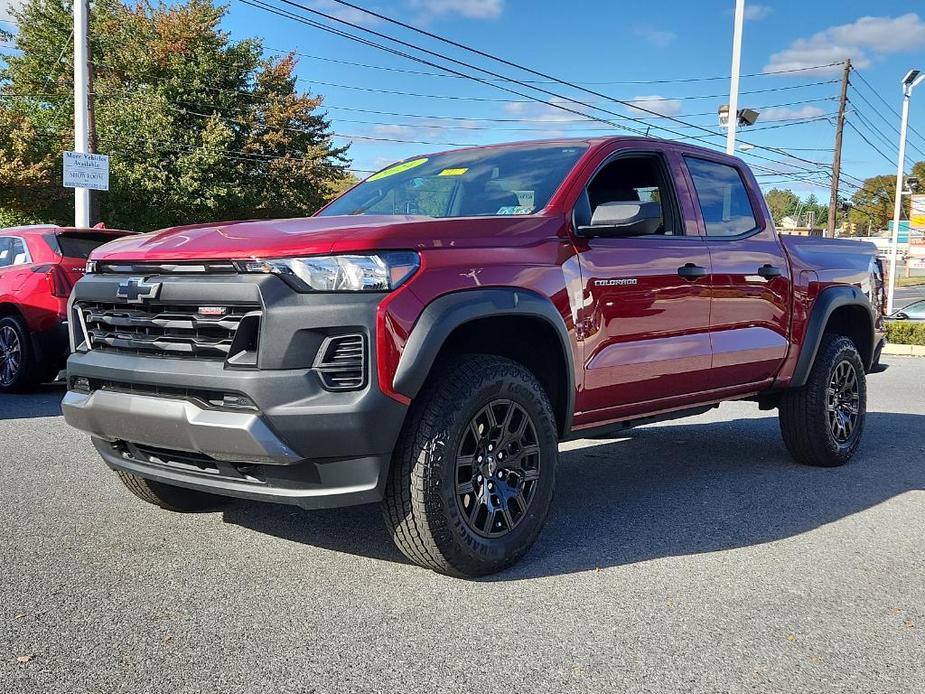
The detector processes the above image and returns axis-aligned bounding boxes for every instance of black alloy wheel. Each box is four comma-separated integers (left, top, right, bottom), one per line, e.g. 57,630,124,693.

455,400,541,538
826,359,861,444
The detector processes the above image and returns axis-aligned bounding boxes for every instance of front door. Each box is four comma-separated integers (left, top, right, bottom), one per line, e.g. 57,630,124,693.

682,155,791,387
571,148,713,423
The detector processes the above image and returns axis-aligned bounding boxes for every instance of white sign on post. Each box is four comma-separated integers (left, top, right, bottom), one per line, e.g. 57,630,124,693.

63,152,109,191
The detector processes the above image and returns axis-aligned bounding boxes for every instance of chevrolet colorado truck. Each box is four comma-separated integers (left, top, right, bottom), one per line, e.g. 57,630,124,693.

62,137,885,577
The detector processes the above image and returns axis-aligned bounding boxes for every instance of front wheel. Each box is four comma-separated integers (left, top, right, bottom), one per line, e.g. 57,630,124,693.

116,471,231,512
382,355,559,577
779,334,867,467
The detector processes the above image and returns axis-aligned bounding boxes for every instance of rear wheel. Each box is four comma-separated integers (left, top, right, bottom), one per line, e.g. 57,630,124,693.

382,355,558,577
116,471,231,512
0,316,39,393
779,334,866,467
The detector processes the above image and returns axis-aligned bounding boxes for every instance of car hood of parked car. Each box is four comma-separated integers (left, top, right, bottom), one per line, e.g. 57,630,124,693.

88,214,563,261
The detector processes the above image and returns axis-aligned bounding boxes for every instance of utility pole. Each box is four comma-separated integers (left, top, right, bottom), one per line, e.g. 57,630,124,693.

73,0,90,227
827,59,850,239
726,0,746,155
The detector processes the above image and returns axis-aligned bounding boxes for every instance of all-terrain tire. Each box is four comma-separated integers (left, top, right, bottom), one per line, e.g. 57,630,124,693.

382,354,559,577
116,471,231,512
0,315,41,393
779,334,867,467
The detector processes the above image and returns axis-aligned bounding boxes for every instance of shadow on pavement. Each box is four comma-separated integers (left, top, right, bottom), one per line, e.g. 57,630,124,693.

0,383,66,419
222,411,925,579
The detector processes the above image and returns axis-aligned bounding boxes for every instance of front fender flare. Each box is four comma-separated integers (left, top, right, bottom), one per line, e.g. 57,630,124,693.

392,288,575,435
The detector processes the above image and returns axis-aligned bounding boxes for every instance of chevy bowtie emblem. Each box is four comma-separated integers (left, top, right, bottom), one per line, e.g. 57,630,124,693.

116,277,161,304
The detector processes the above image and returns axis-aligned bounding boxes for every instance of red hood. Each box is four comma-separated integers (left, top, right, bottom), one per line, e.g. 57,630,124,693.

90,215,562,261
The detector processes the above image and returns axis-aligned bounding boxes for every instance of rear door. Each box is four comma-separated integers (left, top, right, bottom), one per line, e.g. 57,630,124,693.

570,144,714,421
682,155,791,387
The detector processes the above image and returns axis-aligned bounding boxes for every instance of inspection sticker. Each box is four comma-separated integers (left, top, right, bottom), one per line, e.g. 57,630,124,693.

367,158,428,181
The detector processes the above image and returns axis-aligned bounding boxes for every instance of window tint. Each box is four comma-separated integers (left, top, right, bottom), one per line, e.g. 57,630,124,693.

47,232,116,260
320,144,588,219
685,157,758,237
582,154,680,235
0,237,29,268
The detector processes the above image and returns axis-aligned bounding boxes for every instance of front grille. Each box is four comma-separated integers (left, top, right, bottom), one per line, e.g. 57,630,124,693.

313,334,366,391
77,301,260,360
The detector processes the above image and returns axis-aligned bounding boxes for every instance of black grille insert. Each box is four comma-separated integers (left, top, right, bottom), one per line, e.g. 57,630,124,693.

77,301,260,360
313,334,366,391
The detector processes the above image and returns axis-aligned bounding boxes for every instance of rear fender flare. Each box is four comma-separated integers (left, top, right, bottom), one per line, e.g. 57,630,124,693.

790,285,875,387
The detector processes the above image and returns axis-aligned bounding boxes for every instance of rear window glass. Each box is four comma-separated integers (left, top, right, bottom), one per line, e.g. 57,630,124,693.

685,156,758,237
46,233,117,259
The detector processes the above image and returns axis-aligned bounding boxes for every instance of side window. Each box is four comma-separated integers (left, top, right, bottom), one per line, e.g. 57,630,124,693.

0,238,13,268
9,238,29,266
685,157,758,237
578,154,681,235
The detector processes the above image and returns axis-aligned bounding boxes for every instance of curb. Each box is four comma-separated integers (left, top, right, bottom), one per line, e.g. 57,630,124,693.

882,343,925,357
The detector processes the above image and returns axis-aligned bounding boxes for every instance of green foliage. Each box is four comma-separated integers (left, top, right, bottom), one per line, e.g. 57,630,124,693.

885,321,925,346
1,0,353,231
764,188,800,223
762,188,829,229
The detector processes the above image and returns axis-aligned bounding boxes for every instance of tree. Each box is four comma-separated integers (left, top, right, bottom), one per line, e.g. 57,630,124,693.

847,174,903,234
764,188,800,224
0,0,353,231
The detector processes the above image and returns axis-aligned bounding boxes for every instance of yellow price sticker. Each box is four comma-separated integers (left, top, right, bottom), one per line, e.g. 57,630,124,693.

367,158,428,182
438,168,469,177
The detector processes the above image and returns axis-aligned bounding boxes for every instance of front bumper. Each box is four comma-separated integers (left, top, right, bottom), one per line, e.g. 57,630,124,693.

63,272,408,509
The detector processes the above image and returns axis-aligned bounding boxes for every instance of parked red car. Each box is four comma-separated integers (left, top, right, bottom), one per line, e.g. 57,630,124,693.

0,225,133,391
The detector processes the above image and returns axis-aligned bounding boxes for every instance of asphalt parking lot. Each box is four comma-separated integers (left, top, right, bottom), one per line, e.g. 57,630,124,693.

3,358,923,693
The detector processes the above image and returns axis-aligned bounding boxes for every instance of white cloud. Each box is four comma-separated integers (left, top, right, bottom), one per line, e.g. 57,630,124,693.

634,26,676,48
624,95,683,118
765,13,925,75
407,0,503,21
758,104,827,122
744,4,772,21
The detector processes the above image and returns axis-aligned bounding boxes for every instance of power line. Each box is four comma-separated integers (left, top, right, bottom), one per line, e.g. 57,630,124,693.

845,119,905,169
264,44,844,85
853,69,925,147
848,82,925,159
238,0,832,178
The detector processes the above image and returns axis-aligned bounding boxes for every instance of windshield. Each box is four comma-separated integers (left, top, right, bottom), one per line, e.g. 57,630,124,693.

320,143,589,219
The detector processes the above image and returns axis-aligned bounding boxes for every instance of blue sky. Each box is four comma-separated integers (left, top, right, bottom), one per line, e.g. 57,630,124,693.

4,0,924,200
215,0,925,200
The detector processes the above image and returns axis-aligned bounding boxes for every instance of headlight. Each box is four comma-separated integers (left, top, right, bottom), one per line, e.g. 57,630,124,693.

239,251,420,292
85,260,97,274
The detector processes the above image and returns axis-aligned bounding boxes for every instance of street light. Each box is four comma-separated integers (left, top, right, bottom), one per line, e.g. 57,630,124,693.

887,68,925,314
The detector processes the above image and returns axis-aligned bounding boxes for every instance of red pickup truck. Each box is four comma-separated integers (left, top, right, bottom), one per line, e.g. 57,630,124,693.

62,138,885,576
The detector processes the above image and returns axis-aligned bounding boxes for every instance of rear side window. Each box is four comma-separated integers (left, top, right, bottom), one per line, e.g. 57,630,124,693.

0,237,30,268
45,232,116,259
685,157,758,237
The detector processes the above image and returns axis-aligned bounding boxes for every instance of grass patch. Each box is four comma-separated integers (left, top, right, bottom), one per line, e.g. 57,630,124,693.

896,276,925,287
886,321,925,346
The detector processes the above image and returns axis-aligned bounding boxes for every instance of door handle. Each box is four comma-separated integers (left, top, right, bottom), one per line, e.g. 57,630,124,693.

757,264,782,279
677,263,708,280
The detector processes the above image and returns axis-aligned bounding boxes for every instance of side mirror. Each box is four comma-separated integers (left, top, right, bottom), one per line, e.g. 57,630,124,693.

894,312,909,320
577,201,662,237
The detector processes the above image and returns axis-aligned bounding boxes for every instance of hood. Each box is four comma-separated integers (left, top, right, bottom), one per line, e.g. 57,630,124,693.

90,214,563,261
